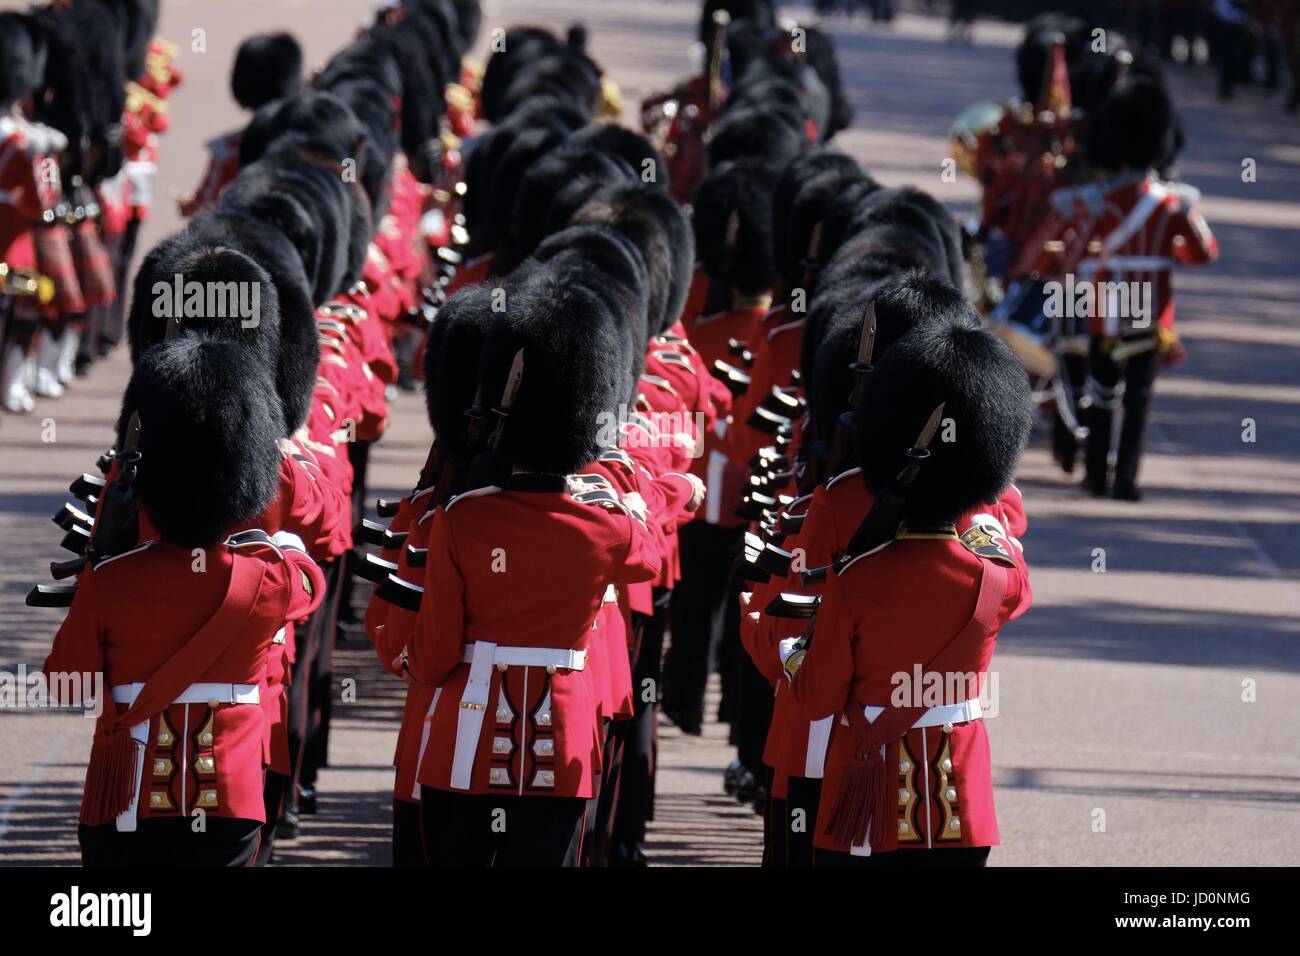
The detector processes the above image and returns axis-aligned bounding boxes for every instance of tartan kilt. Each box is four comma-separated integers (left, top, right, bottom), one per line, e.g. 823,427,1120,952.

70,219,117,309
33,223,85,316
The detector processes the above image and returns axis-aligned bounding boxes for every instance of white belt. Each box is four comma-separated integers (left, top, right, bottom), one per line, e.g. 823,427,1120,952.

456,643,588,671
109,682,261,832
842,698,982,729
449,641,587,790
110,682,261,706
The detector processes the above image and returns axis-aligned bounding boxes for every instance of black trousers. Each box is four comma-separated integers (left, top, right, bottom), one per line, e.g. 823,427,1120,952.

613,593,670,845
784,775,822,867
420,788,586,866
255,770,289,865
393,798,426,866
816,845,991,867
1084,338,1159,493
665,522,743,732
80,817,262,867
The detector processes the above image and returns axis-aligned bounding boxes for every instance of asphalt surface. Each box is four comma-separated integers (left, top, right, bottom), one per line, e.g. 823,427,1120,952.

0,1,1297,866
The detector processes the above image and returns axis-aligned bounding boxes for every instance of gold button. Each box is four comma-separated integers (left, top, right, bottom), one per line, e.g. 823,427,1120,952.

942,722,954,734
495,662,508,672
153,760,166,774
940,758,953,773
899,760,911,772
950,817,961,831
898,789,910,803
546,665,556,674
898,821,910,833
946,787,957,801
199,732,214,746
149,792,164,806
495,708,510,722
208,699,220,709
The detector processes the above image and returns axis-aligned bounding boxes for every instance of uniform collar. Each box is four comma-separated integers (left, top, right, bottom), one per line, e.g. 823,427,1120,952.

505,472,568,493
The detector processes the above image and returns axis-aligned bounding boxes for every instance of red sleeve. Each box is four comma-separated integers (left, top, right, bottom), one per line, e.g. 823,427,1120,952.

1169,203,1219,266
789,566,855,720
612,507,663,586
279,544,327,623
42,569,103,706
408,509,468,688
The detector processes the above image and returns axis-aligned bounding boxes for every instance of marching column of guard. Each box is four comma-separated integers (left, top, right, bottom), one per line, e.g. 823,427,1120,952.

21,0,1218,867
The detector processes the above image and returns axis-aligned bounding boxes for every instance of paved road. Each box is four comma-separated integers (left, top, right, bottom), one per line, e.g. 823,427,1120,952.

1,1,1297,866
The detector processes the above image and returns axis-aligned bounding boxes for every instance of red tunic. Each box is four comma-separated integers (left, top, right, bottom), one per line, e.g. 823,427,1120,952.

44,531,323,825
787,496,1031,854
407,476,660,798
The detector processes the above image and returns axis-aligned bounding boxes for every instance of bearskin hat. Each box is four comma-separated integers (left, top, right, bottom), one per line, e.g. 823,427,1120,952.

189,207,319,435
693,159,782,296
315,32,403,101
480,26,564,122
568,124,669,190
118,336,283,549
111,0,158,82
533,225,648,398
370,22,441,181
214,162,324,296
771,149,867,287
231,33,303,111
423,283,496,466
699,1,776,46
127,234,283,376
1086,73,1180,173
707,104,806,168
855,312,1031,528
572,182,695,338
0,13,46,107
496,46,603,121
450,0,483,54
1016,13,1088,105
804,26,853,140
485,124,568,264
511,145,636,266
476,267,628,474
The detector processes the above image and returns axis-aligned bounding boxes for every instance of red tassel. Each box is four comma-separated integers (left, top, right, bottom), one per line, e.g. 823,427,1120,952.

80,727,143,827
824,749,885,849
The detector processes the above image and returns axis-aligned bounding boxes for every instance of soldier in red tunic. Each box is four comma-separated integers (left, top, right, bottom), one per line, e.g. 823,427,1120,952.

784,317,1033,865
406,268,661,866
44,333,325,866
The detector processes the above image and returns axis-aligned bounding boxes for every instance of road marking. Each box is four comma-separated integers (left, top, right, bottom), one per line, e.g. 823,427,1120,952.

0,734,64,843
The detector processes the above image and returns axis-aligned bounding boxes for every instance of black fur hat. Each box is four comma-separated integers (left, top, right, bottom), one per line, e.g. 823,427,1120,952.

477,266,628,473
707,104,806,168
423,283,496,466
485,124,568,264
480,26,563,122
511,145,636,265
0,12,47,107
1086,73,1180,173
771,149,867,288
231,32,303,111
855,313,1031,527
111,0,158,82
572,181,695,338
128,233,283,376
189,207,319,435
450,0,483,54
692,159,781,296
532,225,648,399
370,22,440,181
831,186,963,289
214,161,323,295
804,26,853,140
568,123,669,191
119,336,283,549
1016,13,1088,105
315,32,402,101
699,1,776,45
496,47,603,121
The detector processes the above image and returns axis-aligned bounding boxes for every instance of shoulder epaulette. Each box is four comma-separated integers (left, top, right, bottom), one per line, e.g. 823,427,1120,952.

91,539,156,570
958,514,1018,567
